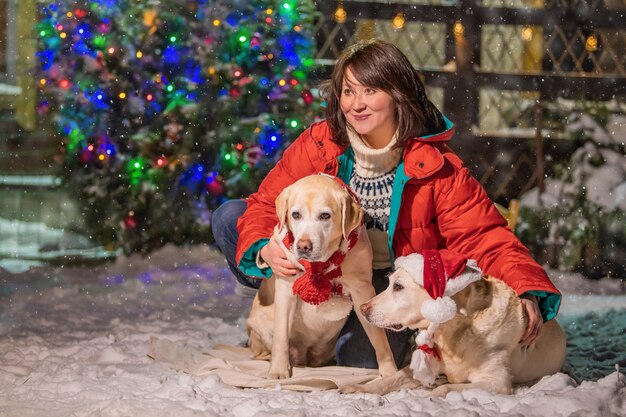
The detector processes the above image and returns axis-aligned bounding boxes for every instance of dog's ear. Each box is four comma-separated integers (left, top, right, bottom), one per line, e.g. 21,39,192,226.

275,186,291,230
341,192,362,240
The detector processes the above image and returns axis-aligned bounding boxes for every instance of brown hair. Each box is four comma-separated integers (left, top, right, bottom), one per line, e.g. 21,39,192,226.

320,39,445,148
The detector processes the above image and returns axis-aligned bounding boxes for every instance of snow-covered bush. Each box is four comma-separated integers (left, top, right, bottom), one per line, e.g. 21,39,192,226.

517,106,625,279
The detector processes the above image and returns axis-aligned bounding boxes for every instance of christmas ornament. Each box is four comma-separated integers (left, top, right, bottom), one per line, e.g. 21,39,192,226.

123,211,137,230
206,176,225,196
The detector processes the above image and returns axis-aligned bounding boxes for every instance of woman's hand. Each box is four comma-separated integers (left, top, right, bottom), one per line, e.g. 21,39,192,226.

259,237,301,278
519,294,543,347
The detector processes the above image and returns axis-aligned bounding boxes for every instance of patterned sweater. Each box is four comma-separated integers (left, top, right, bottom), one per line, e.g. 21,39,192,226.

347,129,402,269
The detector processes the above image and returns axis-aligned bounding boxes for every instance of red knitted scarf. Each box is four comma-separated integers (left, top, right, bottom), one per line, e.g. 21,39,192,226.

283,229,360,305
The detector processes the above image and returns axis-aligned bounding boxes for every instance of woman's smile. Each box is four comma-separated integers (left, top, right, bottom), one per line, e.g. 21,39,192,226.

340,68,396,149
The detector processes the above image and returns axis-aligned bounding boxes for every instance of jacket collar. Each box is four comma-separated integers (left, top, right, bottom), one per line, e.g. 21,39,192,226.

328,115,455,181
402,116,454,179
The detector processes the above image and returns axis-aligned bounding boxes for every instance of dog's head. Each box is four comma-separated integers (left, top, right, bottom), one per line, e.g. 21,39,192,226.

359,268,433,332
360,252,483,332
275,174,362,261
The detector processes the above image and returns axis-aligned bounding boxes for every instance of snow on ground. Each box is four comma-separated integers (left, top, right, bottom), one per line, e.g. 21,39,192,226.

0,243,625,417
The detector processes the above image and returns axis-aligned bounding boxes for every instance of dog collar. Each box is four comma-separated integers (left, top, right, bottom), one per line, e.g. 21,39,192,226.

283,228,360,305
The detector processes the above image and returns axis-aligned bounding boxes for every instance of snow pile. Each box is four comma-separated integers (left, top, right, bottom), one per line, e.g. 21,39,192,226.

0,217,115,273
520,141,625,212
521,110,626,211
0,245,625,416
516,111,625,278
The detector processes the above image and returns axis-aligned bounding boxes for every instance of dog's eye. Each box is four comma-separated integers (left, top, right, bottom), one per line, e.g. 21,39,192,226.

318,213,331,221
291,211,301,220
393,282,404,292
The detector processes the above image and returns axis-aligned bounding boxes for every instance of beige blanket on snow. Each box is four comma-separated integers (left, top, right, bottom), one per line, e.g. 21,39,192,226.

148,337,380,391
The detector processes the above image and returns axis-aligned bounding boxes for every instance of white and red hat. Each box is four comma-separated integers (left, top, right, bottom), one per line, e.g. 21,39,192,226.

394,249,483,324
393,249,483,387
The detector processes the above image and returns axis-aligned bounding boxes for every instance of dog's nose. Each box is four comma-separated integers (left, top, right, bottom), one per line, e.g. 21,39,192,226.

296,238,312,254
360,303,371,317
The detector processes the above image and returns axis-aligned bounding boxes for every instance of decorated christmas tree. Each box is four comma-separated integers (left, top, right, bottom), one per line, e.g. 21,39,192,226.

36,0,322,254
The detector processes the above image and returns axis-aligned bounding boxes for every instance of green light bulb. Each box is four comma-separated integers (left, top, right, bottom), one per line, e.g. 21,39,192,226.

93,35,107,48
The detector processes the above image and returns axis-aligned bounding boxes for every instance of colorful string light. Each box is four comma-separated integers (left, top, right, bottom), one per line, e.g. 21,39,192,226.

36,0,321,254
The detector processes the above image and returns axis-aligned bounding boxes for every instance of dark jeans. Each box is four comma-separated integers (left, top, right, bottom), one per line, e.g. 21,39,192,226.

211,199,413,369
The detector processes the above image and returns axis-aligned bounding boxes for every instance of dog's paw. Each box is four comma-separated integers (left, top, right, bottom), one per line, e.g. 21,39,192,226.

378,362,398,378
339,382,385,394
430,384,452,397
338,384,364,394
267,365,292,380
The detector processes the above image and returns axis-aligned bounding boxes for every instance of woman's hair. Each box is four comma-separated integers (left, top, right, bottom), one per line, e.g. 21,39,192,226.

320,39,445,148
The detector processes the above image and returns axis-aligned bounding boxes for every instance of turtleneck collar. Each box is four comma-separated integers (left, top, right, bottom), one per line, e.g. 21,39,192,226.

347,127,402,178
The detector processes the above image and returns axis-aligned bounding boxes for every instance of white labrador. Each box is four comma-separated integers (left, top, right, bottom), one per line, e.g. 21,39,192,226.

246,174,397,379
342,254,566,396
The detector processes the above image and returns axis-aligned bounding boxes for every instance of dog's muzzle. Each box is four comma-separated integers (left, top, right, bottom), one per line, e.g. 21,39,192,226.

296,238,313,258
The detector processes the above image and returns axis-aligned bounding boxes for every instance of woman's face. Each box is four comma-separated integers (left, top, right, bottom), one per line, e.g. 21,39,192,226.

339,67,396,148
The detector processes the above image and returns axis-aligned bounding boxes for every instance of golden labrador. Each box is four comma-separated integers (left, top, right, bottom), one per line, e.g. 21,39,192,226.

246,174,397,379
342,252,566,396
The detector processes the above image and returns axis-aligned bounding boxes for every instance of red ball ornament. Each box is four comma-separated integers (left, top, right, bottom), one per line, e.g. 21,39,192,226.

229,87,241,98
74,8,87,18
302,89,314,105
206,176,225,196
79,152,90,163
123,212,137,229
244,146,262,165
250,32,262,48
97,23,111,34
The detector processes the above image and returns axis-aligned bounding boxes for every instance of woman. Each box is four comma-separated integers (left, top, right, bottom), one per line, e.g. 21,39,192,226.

212,39,561,369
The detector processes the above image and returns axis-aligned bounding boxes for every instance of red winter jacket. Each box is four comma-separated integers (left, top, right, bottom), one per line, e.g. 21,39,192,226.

235,119,561,320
